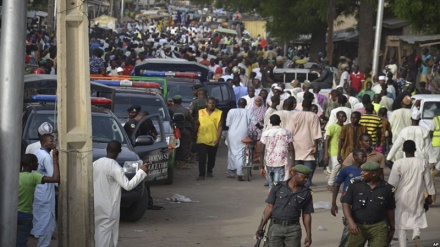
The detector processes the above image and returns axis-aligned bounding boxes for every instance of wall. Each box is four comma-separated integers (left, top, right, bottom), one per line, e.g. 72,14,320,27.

242,20,266,39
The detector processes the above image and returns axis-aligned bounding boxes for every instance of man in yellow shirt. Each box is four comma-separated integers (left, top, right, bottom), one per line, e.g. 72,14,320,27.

194,97,223,180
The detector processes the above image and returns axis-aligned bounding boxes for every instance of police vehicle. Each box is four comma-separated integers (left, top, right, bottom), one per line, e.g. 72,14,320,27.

21,97,167,222
132,58,236,128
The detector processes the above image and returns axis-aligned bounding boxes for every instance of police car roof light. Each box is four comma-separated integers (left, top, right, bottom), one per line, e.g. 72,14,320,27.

93,80,160,88
30,94,112,105
141,71,199,79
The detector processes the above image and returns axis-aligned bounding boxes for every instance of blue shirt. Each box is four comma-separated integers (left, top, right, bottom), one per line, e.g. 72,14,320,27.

233,86,248,106
89,55,105,74
335,165,361,192
422,54,432,74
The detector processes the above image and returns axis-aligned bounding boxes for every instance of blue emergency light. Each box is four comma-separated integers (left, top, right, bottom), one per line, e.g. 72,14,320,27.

140,71,200,79
30,94,112,105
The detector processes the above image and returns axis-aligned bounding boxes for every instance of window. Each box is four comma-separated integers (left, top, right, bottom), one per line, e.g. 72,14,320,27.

114,94,169,121
422,102,440,119
167,83,194,103
206,83,231,103
25,113,127,144
91,116,126,143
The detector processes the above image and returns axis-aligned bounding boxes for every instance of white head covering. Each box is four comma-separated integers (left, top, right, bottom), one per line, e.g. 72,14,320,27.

38,122,54,135
411,110,421,120
378,75,386,81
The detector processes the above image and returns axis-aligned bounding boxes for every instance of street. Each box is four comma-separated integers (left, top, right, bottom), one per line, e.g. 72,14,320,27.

30,144,440,247
118,144,440,247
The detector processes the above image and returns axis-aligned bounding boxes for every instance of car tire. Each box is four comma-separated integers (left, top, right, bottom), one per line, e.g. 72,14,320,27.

120,184,148,222
164,167,174,185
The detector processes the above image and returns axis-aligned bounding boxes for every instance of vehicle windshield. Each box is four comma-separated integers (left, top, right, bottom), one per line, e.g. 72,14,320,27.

167,83,195,103
24,113,127,143
422,102,440,119
205,83,232,102
114,93,170,121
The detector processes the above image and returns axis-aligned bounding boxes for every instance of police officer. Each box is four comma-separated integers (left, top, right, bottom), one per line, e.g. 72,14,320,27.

189,87,208,161
342,161,396,247
169,95,193,169
189,87,208,121
256,165,313,247
123,105,141,137
127,105,141,119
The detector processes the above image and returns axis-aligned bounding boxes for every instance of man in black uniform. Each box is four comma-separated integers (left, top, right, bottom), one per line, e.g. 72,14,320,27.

256,165,313,247
124,105,141,139
342,161,395,247
169,95,193,169
124,109,158,141
123,106,163,210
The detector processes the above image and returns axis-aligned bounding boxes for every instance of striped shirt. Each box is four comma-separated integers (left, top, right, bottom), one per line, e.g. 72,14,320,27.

359,114,383,145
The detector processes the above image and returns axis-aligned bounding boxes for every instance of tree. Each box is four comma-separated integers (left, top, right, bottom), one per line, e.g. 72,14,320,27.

393,0,440,34
357,0,375,72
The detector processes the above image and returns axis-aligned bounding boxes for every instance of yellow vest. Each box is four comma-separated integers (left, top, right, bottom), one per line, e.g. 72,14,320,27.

432,116,440,147
197,108,222,146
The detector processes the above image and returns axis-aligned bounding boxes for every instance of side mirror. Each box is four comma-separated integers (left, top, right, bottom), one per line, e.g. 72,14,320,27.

134,135,155,146
173,113,185,122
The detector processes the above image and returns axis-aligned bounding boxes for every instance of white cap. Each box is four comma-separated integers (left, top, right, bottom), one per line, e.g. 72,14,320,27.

411,110,421,120
273,86,283,91
378,75,386,81
38,122,54,135
116,67,124,72
271,83,278,88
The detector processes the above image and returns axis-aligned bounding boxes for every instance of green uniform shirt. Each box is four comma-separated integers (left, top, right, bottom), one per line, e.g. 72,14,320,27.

18,172,43,214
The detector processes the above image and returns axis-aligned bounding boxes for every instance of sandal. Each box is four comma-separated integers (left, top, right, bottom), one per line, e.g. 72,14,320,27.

237,176,246,181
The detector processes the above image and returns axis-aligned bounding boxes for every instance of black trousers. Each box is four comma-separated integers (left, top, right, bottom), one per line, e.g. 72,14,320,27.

197,143,218,177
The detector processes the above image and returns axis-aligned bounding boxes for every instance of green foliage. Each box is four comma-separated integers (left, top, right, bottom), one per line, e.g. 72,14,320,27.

393,0,440,34
215,0,362,41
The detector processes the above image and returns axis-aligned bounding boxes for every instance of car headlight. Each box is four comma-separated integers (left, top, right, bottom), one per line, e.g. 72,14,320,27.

166,134,176,148
123,160,142,174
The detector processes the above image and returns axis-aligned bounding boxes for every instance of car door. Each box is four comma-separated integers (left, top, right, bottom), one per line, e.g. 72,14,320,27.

131,114,169,182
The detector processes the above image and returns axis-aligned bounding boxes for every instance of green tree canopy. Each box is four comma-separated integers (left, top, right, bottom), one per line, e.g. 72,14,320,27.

393,0,440,34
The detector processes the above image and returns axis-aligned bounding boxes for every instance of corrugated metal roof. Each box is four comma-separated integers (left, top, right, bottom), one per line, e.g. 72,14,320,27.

398,35,440,44
382,18,408,29
333,28,358,42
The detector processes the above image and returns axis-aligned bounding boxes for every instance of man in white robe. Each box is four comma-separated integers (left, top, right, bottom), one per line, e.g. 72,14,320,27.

388,140,435,247
31,134,57,247
387,110,436,164
94,141,149,247
389,96,412,144
225,98,258,180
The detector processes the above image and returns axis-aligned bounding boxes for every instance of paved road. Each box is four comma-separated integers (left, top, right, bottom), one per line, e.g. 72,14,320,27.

117,145,440,247
29,144,440,246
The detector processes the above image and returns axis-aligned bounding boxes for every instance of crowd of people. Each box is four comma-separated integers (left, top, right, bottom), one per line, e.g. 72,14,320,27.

18,5,440,247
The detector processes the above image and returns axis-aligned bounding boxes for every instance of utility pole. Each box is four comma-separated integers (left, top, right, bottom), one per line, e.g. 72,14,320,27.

56,0,94,246
0,0,27,245
372,0,385,76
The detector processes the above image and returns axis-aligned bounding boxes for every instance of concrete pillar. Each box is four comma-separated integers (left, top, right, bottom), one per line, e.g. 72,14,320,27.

56,0,94,246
